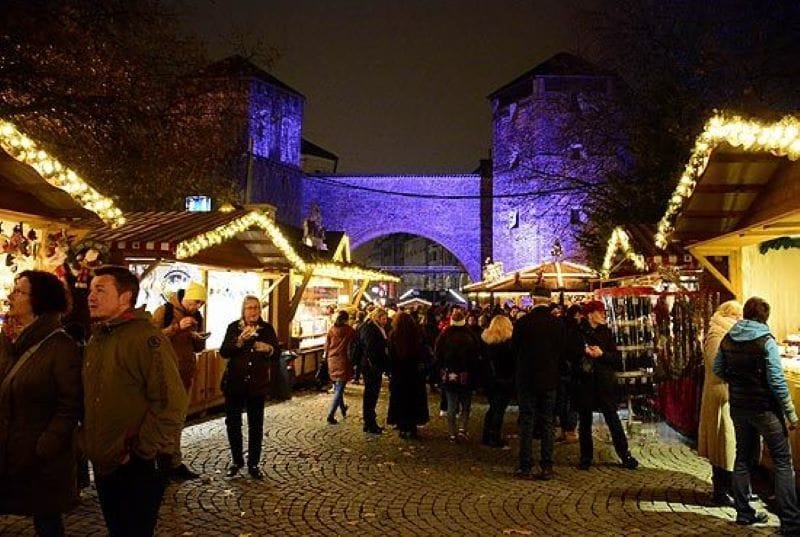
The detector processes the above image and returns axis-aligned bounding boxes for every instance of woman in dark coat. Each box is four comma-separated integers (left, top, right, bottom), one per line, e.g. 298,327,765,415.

0,270,82,536
480,314,515,447
219,295,280,480
574,300,638,471
387,312,430,439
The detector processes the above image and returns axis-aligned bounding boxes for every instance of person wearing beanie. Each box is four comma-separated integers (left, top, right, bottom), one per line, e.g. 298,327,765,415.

574,300,638,471
151,281,207,481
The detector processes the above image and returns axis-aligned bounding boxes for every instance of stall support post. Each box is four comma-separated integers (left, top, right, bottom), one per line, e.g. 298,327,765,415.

689,247,742,300
288,270,313,321
276,274,292,347
352,279,370,307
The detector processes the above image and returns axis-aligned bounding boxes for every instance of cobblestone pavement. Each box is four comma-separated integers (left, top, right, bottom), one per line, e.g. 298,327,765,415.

0,385,782,536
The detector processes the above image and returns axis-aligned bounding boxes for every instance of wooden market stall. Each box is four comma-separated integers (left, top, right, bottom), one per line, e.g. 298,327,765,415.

655,112,800,451
84,208,398,414
0,119,124,321
463,260,597,307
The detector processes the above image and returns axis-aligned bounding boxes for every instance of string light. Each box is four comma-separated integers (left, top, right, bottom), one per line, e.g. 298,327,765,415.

602,227,647,276
655,113,800,249
175,211,399,282
0,120,125,227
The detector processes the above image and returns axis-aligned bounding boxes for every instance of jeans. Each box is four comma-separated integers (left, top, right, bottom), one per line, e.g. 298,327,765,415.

518,389,557,471
483,383,513,444
555,375,577,432
362,369,383,428
577,402,630,464
328,380,347,419
443,387,471,437
33,514,64,537
95,455,167,537
225,394,266,467
731,408,800,531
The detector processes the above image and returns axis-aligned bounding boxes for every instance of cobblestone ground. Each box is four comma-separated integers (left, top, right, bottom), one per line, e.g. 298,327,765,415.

0,385,782,536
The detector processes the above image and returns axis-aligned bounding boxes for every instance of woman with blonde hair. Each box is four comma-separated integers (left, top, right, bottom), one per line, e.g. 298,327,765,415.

481,314,515,447
698,299,743,505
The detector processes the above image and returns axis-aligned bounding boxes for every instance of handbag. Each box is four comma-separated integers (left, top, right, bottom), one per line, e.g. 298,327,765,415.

315,359,330,384
440,368,469,386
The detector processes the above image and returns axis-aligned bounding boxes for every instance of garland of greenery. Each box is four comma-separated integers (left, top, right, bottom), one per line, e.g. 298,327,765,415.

759,236,800,254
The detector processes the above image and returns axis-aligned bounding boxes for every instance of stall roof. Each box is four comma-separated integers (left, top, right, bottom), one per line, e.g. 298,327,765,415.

86,210,398,281
656,113,800,249
0,120,125,227
602,224,694,276
463,260,597,294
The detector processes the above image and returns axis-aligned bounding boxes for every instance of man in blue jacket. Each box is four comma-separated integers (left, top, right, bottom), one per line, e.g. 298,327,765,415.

714,296,800,533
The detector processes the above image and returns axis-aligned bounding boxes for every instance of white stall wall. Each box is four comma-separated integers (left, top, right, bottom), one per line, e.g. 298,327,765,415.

742,245,800,341
206,270,261,349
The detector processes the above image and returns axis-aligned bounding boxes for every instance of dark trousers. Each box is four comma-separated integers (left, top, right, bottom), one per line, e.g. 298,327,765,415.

95,455,166,537
225,394,266,468
577,402,630,464
518,389,557,471
33,514,64,537
731,408,800,532
555,375,577,432
483,383,513,443
362,369,383,428
711,465,732,499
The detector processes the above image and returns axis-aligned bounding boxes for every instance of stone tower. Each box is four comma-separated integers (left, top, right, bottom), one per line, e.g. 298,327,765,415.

489,52,621,272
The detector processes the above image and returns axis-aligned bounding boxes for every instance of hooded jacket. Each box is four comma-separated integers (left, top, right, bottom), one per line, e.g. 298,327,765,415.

713,319,797,423
152,292,205,391
80,308,188,476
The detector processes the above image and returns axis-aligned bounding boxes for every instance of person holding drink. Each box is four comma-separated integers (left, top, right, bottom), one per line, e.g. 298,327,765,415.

219,295,280,480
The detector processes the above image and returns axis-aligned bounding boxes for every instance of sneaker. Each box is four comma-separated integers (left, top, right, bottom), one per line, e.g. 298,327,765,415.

448,435,458,443
711,492,735,507
247,466,264,480
736,511,769,525
539,467,554,481
327,416,338,425
578,460,591,471
622,455,639,470
171,463,200,481
363,425,384,435
225,464,242,478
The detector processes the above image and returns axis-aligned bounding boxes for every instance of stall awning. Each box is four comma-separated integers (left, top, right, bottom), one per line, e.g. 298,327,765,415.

463,260,597,294
0,120,124,227
86,210,399,281
656,113,800,249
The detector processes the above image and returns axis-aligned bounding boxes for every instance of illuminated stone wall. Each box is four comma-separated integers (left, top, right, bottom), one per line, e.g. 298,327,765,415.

301,174,484,281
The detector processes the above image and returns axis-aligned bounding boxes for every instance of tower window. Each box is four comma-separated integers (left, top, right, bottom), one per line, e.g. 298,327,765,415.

569,143,585,160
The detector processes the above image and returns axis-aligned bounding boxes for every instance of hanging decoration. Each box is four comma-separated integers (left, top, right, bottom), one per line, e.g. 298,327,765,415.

0,120,125,228
655,113,800,249
758,236,800,254
602,227,647,276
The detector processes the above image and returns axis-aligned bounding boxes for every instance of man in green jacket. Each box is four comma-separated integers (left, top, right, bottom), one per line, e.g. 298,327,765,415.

80,266,187,537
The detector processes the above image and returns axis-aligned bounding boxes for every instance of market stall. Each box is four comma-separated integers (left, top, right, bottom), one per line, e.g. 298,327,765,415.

655,112,800,448
0,119,124,330
85,208,397,412
463,259,597,308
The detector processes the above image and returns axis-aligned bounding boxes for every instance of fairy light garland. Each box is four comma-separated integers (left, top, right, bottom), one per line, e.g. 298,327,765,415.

0,120,125,228
655,113,800,249
602,226,647,275
175,211,399,282
309,262,400,283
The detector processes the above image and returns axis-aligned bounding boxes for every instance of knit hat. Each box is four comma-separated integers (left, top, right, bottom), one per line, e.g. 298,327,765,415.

183,281,207,302
582,300,606,315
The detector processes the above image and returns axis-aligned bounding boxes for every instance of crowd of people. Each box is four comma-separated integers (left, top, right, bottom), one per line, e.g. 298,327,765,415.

1,264,796,535
324,299,640,482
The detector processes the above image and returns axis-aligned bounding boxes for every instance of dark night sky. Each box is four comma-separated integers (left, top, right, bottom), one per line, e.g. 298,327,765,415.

179,0,596,174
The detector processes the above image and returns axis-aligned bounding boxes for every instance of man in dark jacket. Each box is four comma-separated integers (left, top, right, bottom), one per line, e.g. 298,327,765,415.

513,305,566,480
714,297,800,532
357,307,389,434
575,300,638,471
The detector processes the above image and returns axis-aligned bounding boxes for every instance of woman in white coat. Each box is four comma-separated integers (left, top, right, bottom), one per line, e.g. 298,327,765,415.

697,300,742,506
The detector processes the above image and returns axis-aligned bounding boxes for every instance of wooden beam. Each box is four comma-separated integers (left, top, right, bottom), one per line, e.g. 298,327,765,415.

692,184,763,194
136,258,162,283
352,279,369,307
682,210,746,219
689,248,739,299
287,270,313,322
711,151,779,163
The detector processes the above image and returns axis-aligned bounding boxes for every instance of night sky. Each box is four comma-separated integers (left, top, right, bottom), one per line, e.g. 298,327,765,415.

179,0,596,174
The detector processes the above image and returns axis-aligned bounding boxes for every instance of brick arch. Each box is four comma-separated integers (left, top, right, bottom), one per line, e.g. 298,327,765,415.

301,174,483,281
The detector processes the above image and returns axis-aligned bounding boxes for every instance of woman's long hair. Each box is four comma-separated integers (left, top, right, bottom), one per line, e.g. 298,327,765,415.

481,314,513,345
390,311,422,360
